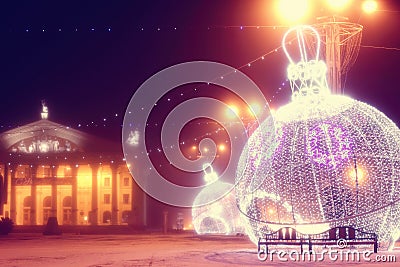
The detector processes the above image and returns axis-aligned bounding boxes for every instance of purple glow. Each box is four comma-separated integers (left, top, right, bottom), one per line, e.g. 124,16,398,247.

306,122,354,167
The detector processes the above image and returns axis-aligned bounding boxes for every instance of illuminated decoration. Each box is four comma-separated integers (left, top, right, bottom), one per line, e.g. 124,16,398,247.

236,25,400,250
126,130,140,146
202,163,218,185
12,136,78,154
311,17,363,94
192,166,244,235
306,122,354,167
41,100,49,120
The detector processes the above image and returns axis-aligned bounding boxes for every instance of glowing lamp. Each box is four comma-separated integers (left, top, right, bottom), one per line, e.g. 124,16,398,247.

326,0,352,10
362,0,378,14
218,144,226,152
277,0,309,24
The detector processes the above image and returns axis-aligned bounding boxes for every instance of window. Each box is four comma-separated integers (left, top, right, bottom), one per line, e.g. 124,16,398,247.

104,177,111,187
43,196,52,208
62,196,72,225
64,166,72,177
104,194,111,204
43,196,52,225
123,177,130,187
24,167,31,178
23,196,32,207
121,211,130,223
123,194,130,204
63,196,72,207
103,211,111,224
39,166,51,178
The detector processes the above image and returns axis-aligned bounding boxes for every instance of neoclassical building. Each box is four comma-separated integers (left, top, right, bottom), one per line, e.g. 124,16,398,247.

0,106,145,226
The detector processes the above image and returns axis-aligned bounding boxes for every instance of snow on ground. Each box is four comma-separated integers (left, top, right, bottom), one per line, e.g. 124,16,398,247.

0,233,399,266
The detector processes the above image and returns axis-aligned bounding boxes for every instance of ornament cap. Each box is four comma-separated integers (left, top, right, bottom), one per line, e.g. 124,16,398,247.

282,25,330,101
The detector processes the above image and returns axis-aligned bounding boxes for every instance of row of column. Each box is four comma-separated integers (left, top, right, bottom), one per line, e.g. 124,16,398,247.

7,163,120,225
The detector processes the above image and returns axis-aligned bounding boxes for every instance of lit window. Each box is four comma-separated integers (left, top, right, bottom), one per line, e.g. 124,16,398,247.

104,177,110,187
123,194,130,204
123,177,130,187
104,194,111,204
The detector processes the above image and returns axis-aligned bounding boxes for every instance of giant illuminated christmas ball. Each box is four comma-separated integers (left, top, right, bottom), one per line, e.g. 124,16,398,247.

192,164,245,235
192,181,245,235
235,26,400,250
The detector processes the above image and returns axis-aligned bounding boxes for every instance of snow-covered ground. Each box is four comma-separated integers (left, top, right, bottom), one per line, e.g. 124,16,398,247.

0,233,399,266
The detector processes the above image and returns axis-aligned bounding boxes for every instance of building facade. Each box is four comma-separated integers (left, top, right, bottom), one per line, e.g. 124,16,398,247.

0,108,145,226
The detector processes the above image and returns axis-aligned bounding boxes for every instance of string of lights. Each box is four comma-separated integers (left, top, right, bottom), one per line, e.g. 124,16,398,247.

2,21,398,164
360,45,400,51
2,36,396,154
7,25,289,33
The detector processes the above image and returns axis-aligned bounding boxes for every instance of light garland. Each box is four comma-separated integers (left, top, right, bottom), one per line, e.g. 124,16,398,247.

235,25,400,250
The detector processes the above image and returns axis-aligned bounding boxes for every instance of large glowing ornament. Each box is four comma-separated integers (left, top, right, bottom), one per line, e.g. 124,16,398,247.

192,165,244,235
235,25,400,250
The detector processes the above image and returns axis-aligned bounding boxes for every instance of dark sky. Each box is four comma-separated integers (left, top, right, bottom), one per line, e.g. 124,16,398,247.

0,0,399,143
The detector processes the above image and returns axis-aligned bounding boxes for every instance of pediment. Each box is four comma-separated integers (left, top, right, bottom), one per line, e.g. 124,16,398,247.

0,119,118,154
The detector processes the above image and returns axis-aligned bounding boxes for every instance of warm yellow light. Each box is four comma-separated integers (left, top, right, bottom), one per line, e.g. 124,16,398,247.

218,144,226,152
192,145,197,150
277,0,309,24
347,166,367,186
226,105,239,119
326,0,352,10
268,208,274,214
203,147,209,153
362,0,377,14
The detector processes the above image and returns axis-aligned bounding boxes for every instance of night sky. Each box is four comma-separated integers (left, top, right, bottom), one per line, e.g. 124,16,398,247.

0,0,399,144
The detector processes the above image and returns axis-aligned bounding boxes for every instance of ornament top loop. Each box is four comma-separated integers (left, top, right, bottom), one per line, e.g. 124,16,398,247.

282,25,330,102
282,25,321,64
203,163,218,184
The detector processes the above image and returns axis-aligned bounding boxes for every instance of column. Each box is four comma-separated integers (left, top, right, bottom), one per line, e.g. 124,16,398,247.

51,166,59,217
30,165,38,225
90,164,99,225
71,165,78,225
9,164,17,222
0,163,9,214
111,164,118,225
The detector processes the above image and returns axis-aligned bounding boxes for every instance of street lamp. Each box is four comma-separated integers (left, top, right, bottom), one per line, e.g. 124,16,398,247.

326,0,352,10
362,0,378,14
218,144,226,152
276,0,310,24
